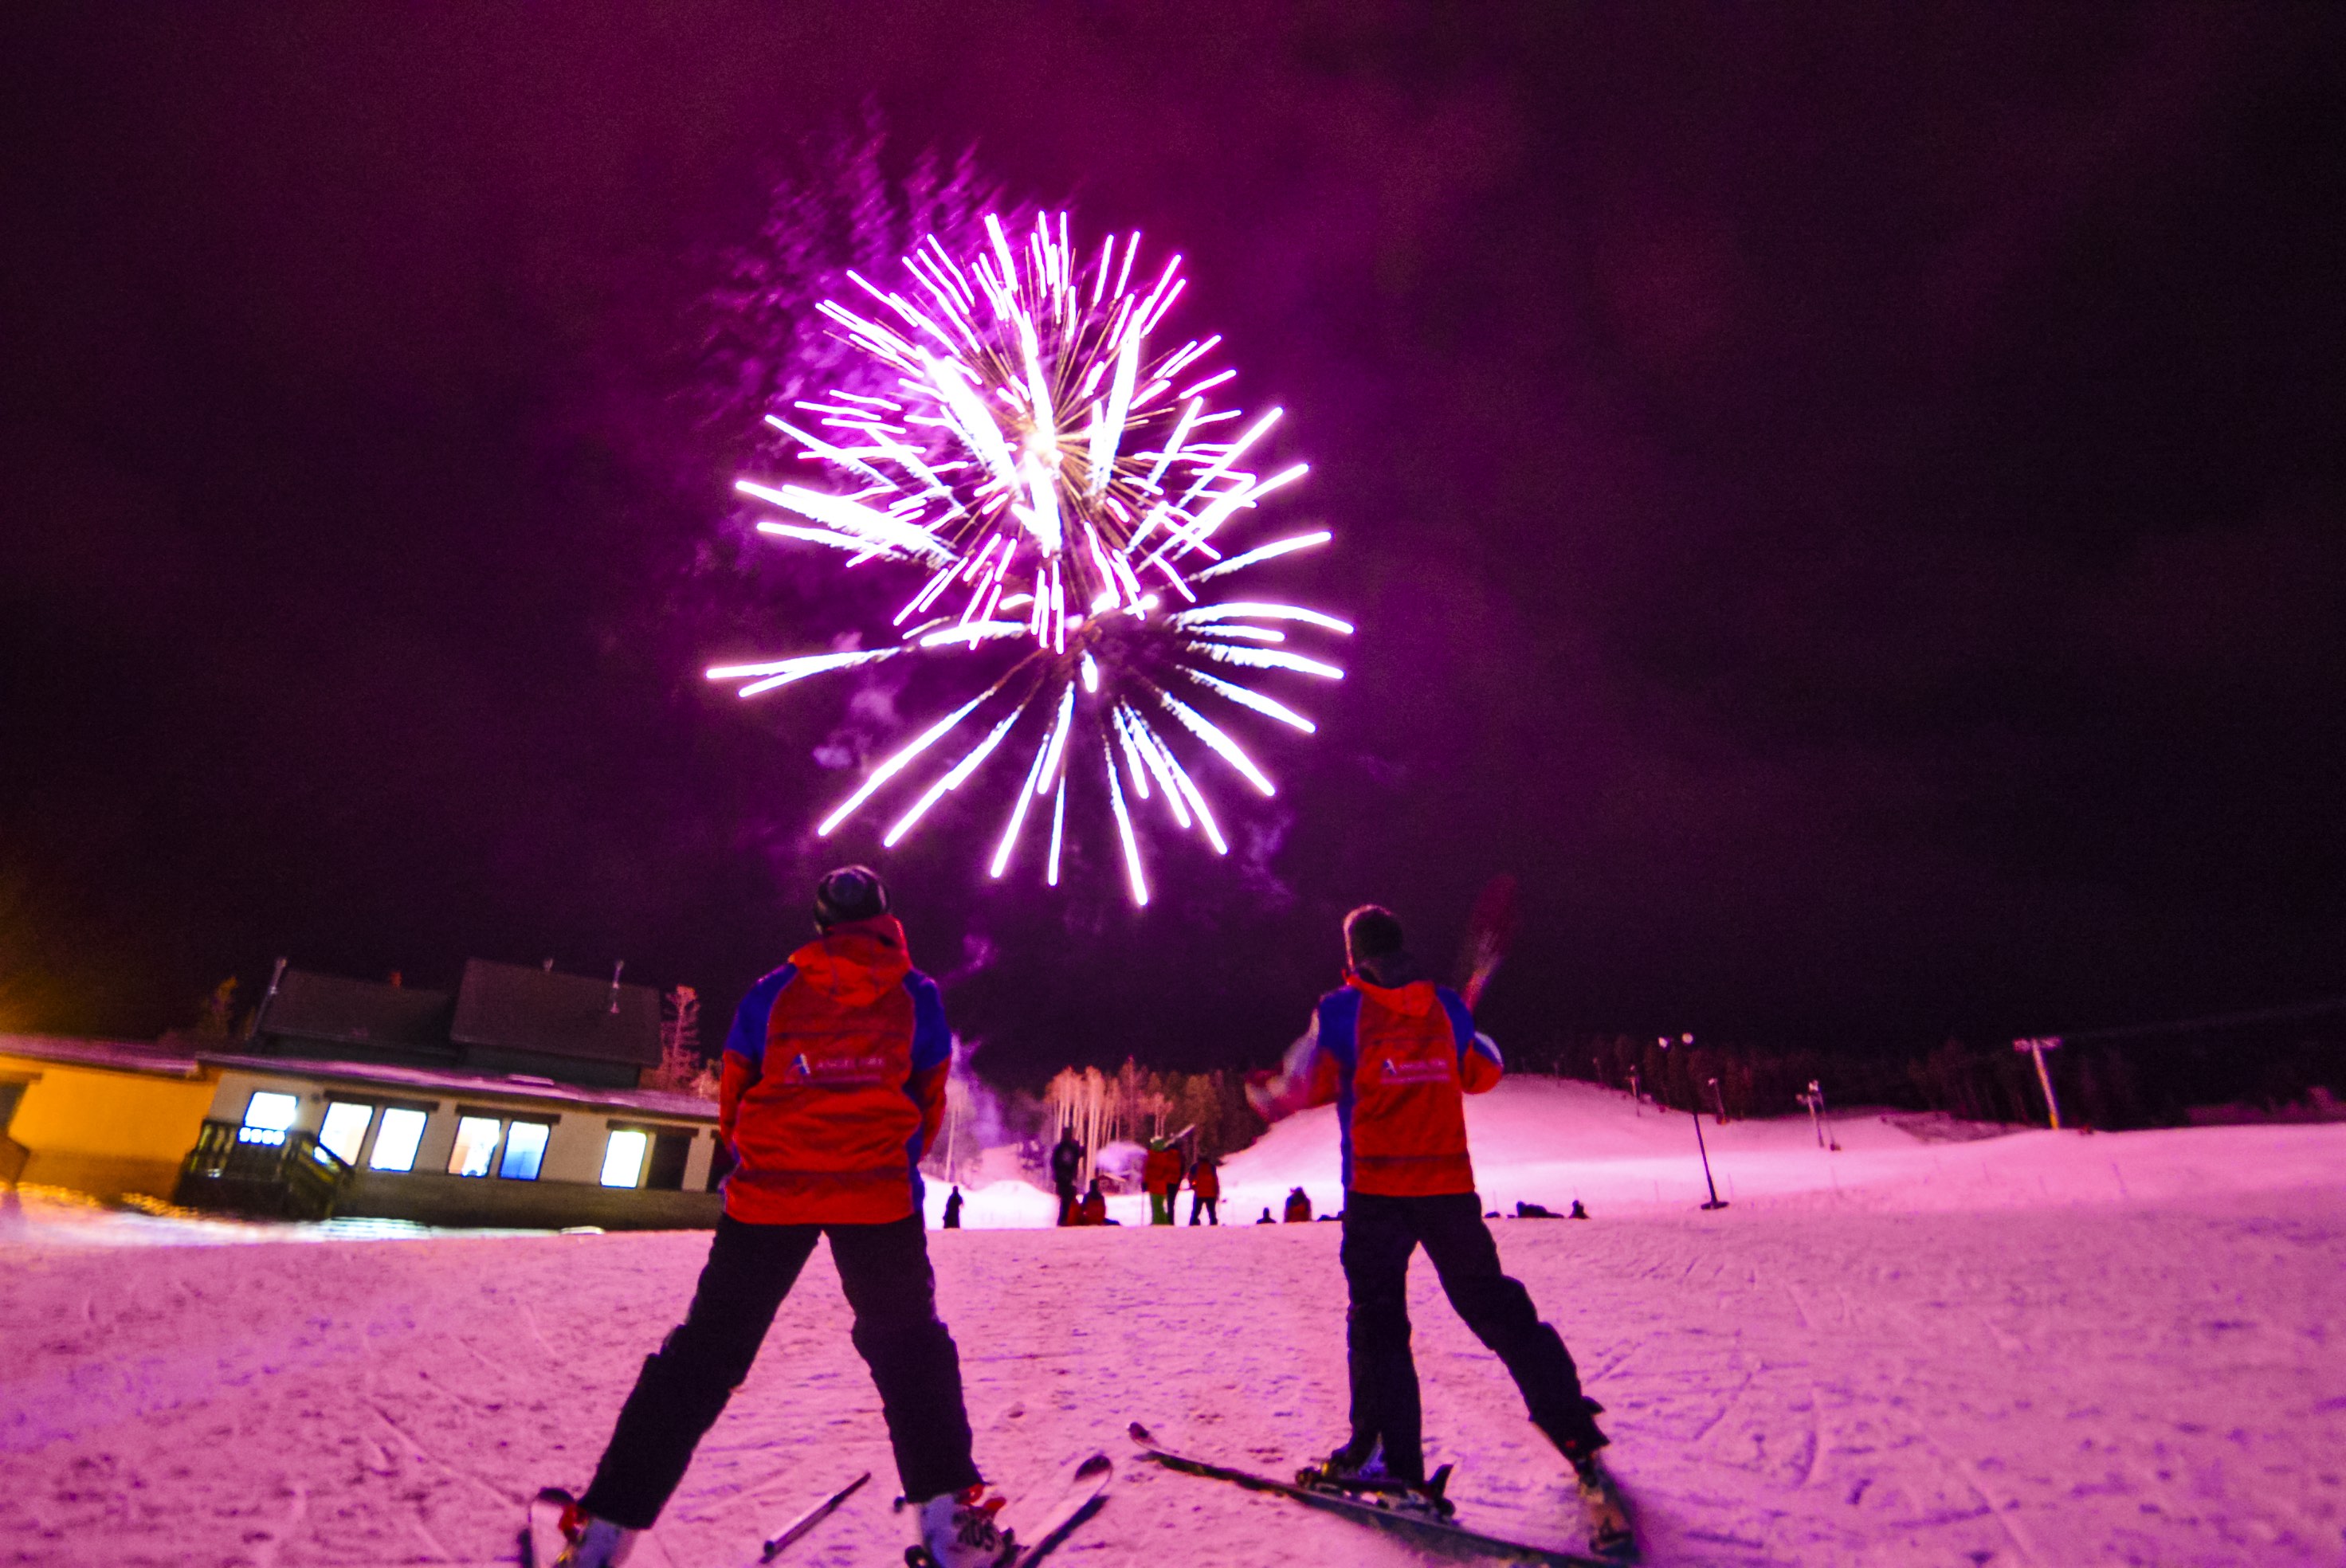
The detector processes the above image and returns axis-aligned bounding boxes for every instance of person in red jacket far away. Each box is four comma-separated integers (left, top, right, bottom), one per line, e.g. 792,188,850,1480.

1255,904,1633,1559
1142,1139,1184,1225
1187,1154,1222,1225
542,868,1013,1568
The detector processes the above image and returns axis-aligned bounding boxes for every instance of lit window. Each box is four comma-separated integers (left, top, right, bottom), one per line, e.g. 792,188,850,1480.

239,1092,300,1146
600,1129,648,1188
448,1116,504,1178
318,1102,374,1165
498,1122,550,1181
368,1107,429,1171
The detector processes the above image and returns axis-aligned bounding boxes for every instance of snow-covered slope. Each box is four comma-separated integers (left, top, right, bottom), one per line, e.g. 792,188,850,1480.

4,1143,2341,1567
938,1075,2346,1229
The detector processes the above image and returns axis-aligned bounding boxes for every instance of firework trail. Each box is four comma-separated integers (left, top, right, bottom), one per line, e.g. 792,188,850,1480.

707,212,1348,904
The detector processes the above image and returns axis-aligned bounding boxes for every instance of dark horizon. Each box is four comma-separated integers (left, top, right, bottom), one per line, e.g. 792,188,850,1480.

6,5,2344,1084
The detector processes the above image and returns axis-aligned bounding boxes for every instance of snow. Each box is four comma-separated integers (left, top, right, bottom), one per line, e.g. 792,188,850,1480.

3,1084,2342,1566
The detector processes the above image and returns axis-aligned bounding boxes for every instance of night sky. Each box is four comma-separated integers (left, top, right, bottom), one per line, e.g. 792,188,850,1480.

6,4,2343,1082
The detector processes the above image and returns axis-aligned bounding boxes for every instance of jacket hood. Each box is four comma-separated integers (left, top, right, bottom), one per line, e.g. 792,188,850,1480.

789,915,913,1006
1347,968,1438,1017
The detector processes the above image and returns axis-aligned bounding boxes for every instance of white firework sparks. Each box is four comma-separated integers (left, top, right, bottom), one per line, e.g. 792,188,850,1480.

707,211,1348,903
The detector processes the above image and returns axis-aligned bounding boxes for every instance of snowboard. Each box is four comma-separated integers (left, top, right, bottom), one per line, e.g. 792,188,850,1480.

904,1451,1113,1568
1127,1422,1620,1566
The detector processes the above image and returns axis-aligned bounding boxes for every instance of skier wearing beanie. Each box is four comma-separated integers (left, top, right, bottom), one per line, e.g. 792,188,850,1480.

533,867,1014,1568
1254,904,1633,1558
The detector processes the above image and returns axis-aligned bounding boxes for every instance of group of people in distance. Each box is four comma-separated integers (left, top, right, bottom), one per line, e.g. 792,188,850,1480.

532,867,1633,1568
1047,1125,1223,1225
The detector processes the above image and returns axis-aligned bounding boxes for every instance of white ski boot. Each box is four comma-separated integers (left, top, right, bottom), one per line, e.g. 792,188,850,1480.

909,1483,1014,1567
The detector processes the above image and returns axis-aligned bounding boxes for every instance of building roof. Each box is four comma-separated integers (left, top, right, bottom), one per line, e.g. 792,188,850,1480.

2,1033,715,1122
198,1049,717,1122
0,1033,204,1077
449,959,661,1068
260,970,454,1051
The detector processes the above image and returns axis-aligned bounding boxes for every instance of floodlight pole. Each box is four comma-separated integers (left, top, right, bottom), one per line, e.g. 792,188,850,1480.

1663,1033,1727,1209
1800,1078,1841,1151
2014,1036,2063,1130
1708,1076,1728,1125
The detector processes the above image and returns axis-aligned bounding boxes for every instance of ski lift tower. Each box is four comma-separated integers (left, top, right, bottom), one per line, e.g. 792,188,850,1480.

2014,1036,2064,1130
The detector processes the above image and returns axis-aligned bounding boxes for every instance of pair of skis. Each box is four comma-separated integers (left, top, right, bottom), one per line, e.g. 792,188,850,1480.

1127,1422,1627,1566
522,1453,1111,1568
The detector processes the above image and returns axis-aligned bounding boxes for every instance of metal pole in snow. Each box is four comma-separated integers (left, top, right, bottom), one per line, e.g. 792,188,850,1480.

2014,1037,2063,1130
1663,1033,1727,1209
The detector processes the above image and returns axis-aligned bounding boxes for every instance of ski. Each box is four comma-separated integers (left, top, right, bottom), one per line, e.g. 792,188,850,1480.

1010,1452,1113,1568
903,1452,1112,1568
1127,1422,1615,1567
748,1470,871,1563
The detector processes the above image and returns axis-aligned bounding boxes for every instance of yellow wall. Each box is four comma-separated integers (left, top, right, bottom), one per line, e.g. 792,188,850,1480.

0,1052,219,1201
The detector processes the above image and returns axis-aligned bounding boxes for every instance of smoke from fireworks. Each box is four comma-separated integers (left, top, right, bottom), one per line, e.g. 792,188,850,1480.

707,212,1348,905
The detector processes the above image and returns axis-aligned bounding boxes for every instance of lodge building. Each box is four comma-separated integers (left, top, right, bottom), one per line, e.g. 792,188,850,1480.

0,958,726,1230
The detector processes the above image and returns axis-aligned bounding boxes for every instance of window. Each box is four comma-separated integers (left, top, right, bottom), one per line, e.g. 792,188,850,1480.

645,1130,693,1191
498,1121,551,1181
318,1102,374,1166
239,1091,301,1146
600,1129,648,1188
368,1107,429,1172
447,1116,504,1178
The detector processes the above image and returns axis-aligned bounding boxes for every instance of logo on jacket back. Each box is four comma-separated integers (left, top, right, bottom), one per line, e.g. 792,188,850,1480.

1379,1058,1454,1084
788,1053,892,1086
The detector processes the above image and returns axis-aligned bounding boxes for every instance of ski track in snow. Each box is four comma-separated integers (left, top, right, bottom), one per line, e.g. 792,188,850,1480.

2,1114,2343,1566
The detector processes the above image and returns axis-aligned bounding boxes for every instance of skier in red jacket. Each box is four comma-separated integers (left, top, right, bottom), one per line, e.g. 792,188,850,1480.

1260,904,1631,1558
539,868,1011,1568
1142,1139,1184,1225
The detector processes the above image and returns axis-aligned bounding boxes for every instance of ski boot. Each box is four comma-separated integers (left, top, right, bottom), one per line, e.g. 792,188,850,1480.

1297,1440,1457,1519
524,1488,637,1568
1571,1452,1634,1559
905,1484,1015,1568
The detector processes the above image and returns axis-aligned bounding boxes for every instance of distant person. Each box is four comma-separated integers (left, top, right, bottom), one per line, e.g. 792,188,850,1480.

1515,1201,1558,1219
1142,1138,1183,1225
1283,1186,1312,1223
942,1186,963,1229
1568,1200,1589,1220
1255,1206,1275,1225
1253,904,1630,1557
1049,1128,1085,1226
1074,1177,1108,1227
1187,1155,1221,1225
532,866,1011,1568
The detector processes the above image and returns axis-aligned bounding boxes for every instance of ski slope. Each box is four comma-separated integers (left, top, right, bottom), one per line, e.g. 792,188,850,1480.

2,1089,2341,1566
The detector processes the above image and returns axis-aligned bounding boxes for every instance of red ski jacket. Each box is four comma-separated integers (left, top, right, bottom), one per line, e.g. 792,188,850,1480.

1188,1159,1221,1200
1298,972,1501,1197
1142,1144,1183,1195
717,915,950,1225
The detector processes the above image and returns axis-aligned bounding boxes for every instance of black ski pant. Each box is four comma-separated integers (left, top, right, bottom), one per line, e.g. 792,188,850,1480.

579,1211,980,1530
1188,1194,1218,1225
1054,1183,1077,1225
1340,1190,1603,1483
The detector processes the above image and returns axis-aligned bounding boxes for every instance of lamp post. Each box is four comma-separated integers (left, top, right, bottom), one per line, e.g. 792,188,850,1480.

2014,1037,2064,1130
1661,1033,1727,1210
1708,1076,1728,1126
1798,1079,1842,1151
